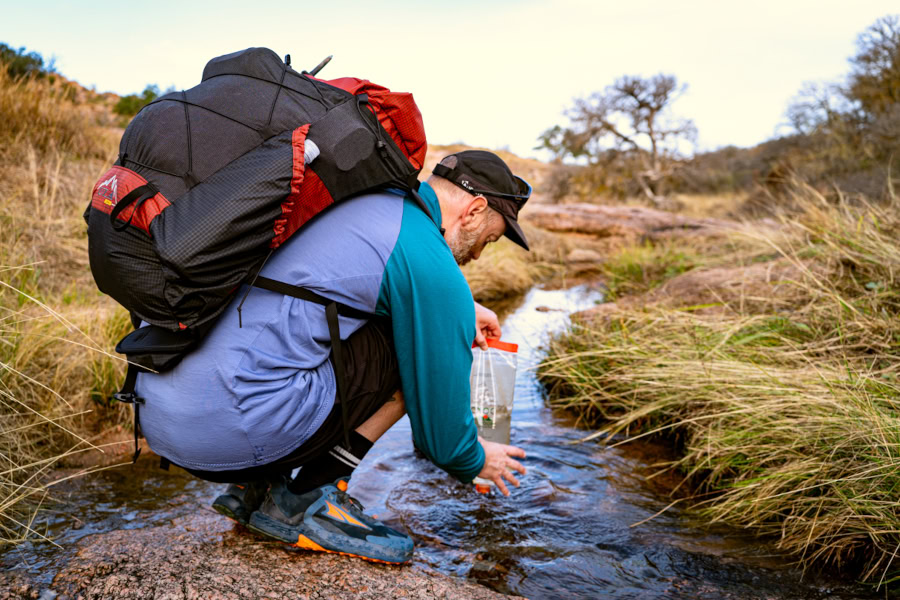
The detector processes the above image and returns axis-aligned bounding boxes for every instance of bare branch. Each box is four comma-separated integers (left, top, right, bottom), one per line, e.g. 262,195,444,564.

538,73,697,205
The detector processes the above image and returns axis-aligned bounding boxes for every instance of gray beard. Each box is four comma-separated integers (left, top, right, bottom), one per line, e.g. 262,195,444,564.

449,219,488,266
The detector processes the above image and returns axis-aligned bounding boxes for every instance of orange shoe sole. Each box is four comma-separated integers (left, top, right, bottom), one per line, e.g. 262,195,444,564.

292,534,409,566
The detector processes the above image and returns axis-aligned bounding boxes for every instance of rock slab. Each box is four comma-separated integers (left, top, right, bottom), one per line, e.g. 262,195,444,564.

4,511,524,600
524,203,729,238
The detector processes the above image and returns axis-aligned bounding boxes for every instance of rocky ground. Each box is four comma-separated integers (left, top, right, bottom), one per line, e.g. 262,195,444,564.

578,257,808,319
4,508,523,600
523,202,794,318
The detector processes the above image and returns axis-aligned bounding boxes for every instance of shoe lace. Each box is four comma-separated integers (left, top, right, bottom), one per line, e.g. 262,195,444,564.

336,490,367,516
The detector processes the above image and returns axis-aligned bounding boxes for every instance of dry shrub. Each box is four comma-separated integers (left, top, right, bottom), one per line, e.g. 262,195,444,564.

540,183,900,587
0,67,116,161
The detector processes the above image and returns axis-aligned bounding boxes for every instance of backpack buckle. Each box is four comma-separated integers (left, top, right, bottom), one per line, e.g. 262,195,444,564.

113,391,144,405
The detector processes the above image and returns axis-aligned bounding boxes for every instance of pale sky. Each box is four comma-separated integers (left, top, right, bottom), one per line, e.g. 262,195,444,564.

4,0,897,158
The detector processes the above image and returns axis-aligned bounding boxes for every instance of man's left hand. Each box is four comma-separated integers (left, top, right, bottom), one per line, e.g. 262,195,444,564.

473,301,501,350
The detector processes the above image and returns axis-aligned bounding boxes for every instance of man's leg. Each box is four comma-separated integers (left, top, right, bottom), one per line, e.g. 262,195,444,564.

212,393,404,527
286,391,404,496
357,390,405,441
209,319,401,527
246,319,414,563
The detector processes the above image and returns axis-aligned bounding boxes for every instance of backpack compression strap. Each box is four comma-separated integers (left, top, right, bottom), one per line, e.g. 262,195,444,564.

114,362,146,463
109,183,160,231
252,276,374,450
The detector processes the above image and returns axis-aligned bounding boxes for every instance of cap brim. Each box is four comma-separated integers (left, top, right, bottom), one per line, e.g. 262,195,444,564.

501,215,530,251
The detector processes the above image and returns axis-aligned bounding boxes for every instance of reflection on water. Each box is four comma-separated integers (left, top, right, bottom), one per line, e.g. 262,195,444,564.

2,284,879,599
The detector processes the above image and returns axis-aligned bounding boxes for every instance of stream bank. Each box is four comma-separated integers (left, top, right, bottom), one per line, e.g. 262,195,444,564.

536,195,900,592
2,283,881,600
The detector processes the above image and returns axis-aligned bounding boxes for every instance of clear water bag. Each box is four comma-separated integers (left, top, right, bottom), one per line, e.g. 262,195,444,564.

470,338,518,491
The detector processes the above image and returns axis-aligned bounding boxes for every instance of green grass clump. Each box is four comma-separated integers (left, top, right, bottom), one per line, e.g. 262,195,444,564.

600,242,699,300
539,185,900,586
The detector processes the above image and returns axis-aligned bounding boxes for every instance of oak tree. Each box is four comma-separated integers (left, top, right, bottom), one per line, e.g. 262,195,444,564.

539,74,697,206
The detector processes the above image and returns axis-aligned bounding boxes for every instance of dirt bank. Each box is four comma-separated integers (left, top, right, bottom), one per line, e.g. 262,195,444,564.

4,508,523,600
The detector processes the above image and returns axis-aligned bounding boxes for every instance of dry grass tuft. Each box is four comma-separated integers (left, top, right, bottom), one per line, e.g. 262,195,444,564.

0,61,129,546
0,67,117,162
463,223,570,303
540,184,900,586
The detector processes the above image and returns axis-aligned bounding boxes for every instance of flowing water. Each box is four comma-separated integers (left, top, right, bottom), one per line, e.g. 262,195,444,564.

2,284,881,599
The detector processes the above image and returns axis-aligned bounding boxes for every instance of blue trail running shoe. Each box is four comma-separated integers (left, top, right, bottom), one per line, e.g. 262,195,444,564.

211,480,269,526
247,477,413,564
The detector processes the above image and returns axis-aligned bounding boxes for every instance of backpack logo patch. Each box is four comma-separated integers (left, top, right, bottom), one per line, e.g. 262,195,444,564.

96,175,119,206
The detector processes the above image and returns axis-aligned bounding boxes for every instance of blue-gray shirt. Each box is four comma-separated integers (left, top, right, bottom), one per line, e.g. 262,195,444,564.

136,183,486,481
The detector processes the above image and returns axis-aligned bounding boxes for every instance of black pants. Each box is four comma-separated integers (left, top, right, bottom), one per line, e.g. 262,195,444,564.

183,318,400,483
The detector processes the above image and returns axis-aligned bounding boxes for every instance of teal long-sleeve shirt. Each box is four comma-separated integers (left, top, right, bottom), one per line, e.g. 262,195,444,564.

375,183,485,481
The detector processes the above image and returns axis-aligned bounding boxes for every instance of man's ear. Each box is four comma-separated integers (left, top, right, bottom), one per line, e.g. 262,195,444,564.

463,195,489,226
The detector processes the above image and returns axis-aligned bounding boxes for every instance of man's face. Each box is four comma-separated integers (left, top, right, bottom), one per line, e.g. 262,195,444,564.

448,205,507,266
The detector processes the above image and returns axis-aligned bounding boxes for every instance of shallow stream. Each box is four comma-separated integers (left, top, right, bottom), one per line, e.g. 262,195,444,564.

3,284,880,599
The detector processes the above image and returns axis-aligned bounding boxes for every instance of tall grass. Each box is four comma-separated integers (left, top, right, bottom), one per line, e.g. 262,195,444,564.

540,185,900,586
0,62,129,545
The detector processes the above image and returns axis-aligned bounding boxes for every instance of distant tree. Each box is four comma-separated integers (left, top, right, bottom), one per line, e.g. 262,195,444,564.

0,43,55,79
785,14,900,188
785,81,853,135
114,84,160,117
848,15,900,117
538,74,697,206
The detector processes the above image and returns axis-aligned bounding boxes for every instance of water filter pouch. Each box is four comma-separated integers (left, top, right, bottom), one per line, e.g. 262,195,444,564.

470,338,518,444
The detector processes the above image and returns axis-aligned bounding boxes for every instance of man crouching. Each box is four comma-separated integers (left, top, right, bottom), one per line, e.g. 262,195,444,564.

135,151,531,563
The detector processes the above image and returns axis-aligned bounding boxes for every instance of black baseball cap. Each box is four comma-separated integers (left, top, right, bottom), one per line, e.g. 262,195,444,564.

432,150,532,251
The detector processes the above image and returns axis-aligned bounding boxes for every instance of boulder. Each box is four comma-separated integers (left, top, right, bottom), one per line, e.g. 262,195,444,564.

565,248,603,264
524,203,730,238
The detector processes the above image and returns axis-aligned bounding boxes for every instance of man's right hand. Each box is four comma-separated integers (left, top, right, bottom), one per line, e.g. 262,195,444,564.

477,437,526,496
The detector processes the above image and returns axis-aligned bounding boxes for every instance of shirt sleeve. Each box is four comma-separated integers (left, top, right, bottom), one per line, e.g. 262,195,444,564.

376,199,485,482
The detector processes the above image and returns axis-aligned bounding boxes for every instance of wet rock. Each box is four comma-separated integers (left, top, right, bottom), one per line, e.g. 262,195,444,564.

38,511,521,600
535,306,565,313
524,203,731,238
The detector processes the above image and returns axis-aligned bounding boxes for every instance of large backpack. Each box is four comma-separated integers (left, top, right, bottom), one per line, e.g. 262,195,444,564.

87,47,427,337
85,48,433,460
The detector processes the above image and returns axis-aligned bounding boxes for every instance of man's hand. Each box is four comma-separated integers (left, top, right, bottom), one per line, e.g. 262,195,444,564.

477,437,526,496
473,301,501,350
